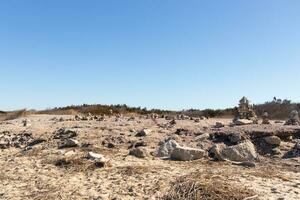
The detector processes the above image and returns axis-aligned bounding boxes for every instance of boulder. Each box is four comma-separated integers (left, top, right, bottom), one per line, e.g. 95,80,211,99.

210,140,258,162
264,136,281,146
171,146,206,161
154,139,179,157
129,147,148,158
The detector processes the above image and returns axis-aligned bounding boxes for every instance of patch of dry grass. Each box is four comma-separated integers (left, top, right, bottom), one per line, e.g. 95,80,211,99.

0,109,28,121
115,165,151,176
160,171,258,200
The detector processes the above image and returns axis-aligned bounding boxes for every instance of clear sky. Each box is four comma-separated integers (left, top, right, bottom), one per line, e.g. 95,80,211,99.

0,0,299,111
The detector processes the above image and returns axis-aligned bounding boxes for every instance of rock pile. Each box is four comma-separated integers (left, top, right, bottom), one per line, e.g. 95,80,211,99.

53,128,79,149
0,131,34,149
284,110,300,125
262,112,271,124
233,97,258,125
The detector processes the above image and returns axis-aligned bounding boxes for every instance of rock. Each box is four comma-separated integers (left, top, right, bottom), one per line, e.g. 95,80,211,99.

64,150,77,157
87,152,107,168
58,139,79,149
22,119,31,127
235,97,258,122
175,128,189,136
284,110,300,125
284,142,300,158
215,122,225,128
129,147,148,158
195,133,210,142
210,140,258,162
0,131,33,149
87,152,107,162
135,129,151,137
294,142,300,151
26,138,46,147
234,119,253,126
169,119,176,125
197,140,214,151
228,133,242,144
171,146,206,161
107,142,115,148
53,128,77,139
194,118,200,123
264,136,281,146
154,139,179,157
262,112,271,124
129,141,147,149
233,161,256,168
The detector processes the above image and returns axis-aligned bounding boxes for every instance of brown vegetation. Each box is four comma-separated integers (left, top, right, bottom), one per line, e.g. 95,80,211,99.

0,109,28,121
161,171,257,200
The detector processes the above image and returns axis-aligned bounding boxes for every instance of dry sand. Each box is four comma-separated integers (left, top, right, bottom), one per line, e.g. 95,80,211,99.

0,115,299,200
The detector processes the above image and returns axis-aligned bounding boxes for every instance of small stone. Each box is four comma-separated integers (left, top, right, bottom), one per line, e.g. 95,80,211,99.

264,136,281,146
87,152,107,162
129,147,148,158
195,133,210,142
234,119,253,126
228,133,242,144
175,128,189,136
58,139,79,149
135,129,151,137
215,122,225,128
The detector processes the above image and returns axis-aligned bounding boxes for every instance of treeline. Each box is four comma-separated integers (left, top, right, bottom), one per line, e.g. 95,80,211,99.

253,98,300,119
181,98,300,119
37,104,174,116
29,98,300,120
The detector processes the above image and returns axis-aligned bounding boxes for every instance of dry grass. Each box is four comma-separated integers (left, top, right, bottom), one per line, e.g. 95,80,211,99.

115,165,151,176
0,109,28,121
160,171,258,200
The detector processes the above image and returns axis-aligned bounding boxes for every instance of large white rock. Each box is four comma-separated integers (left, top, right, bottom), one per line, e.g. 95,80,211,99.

154,139,180,157
210,140,258,162
171,146,206,161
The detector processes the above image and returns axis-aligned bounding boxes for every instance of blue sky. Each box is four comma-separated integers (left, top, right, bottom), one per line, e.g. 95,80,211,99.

0,0,299,111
